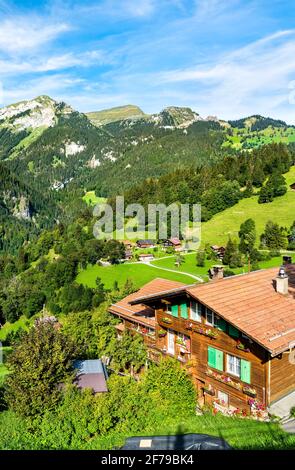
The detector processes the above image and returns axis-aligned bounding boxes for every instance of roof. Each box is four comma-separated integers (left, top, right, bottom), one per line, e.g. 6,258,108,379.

73,359,108,393
139,253,154,257
169,238,181,245
109,278,186,328
129,266,295,356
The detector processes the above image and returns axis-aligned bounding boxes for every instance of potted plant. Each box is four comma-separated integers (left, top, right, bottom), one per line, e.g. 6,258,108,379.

158,329,167,338
161,317,172,324
206,329,218,339
243,385,257,397
237,340,250,352
176,337,186,346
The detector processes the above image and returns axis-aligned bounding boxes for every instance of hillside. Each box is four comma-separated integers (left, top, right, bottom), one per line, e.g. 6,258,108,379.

201,166,295,246
86,105,146,125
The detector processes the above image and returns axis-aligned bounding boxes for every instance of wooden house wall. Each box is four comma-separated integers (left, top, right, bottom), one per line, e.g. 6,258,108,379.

269,352,295,403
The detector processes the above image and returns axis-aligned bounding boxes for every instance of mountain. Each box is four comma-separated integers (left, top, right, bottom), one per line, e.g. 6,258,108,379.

1,95,295,253
228,115,291,131
86,104,145,125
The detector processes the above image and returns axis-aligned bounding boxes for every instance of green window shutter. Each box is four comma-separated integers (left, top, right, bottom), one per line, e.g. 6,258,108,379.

171,304,178,317
208,346,216,368
180,302,188,319
229,324,239,338
217,318,227,332
215,350,224,371
240,359,251,384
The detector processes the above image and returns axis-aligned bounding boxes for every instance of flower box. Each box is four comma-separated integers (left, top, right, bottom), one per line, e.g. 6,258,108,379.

193,326,218,339
243,386,257,397
206,369,243,391
161,317,172,325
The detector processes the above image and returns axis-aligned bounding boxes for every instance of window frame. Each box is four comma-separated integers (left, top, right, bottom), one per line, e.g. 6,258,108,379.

226,354,241,377
190,300,201,323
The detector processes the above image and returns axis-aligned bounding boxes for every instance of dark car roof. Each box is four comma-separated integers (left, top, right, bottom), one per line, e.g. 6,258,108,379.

120,434,232,450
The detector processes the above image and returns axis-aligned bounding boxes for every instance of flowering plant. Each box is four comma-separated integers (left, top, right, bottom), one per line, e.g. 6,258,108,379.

158,329,167,337
161,317,172,324
237,340,250,352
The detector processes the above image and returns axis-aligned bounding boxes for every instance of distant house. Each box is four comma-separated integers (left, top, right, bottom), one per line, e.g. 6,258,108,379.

163,238,182,251
138,253,155,262
125,249,133,260
73,359,108,394
123,240,135,250
210,245,226,260
136,239,155,249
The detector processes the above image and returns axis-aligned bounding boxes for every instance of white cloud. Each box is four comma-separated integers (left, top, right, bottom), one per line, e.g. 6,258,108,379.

0,17,70,54
153,30,295,121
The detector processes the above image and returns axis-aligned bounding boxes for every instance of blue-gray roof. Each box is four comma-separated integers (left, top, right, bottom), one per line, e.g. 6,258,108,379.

73,359,105,375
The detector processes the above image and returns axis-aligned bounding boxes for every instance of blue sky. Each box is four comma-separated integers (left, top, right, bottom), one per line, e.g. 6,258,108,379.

1,0,295,121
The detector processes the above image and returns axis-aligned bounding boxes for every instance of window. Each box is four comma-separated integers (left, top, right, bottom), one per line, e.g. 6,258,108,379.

208,346,224,371
205,308,214,326
227,354,241,377
217,390,229,406
166,304,172,314
180,302,188,319
190,301,201,322
226,355,251,383
229,324,239,338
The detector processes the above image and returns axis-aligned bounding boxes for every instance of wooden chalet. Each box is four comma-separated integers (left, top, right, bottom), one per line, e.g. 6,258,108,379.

162,238,182,251
136,239,155,249
109,264,295,415
210,245,226,260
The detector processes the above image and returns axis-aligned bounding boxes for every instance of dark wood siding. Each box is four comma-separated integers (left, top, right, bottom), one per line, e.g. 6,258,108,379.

270,352,295,403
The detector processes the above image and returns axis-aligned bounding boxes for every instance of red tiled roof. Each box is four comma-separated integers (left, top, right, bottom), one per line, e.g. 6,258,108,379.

109,278,186,328
187,266,295,355
127,266,295,355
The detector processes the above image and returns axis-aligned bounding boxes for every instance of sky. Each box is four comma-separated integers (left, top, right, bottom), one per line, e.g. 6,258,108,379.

1,0,295,121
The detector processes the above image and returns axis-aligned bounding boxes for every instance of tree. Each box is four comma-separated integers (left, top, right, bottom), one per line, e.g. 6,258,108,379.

260,220,288,250
238,219,256,260
196,251,206,267
111,331,147,374
5,321,76,417
223,238,243,268
258,184,273,204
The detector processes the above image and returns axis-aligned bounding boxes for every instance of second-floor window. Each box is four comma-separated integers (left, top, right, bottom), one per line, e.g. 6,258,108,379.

190,300,201,322
227,354,241,377
226,354,251,384
206,308,218,327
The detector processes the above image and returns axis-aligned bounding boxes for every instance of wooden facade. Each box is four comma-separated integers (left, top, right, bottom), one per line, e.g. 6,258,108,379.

110,271,295,414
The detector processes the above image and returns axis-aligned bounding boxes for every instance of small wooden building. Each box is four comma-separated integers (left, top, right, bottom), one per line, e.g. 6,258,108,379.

162,238,182,251
136,239,155,249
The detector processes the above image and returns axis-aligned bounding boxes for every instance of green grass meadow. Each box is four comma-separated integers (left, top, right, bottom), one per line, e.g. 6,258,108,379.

201,166,295,246
76,262,196,289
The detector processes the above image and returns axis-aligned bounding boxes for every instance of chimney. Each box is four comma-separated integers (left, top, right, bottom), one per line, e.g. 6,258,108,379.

209,265,224,280
275,266,289,295
283,255,292,265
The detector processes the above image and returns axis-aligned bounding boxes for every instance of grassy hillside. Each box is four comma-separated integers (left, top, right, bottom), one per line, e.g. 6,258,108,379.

86,105,146,125
223,126,295,150
201,166,295,246
76,262,195,289
151,254,284,280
